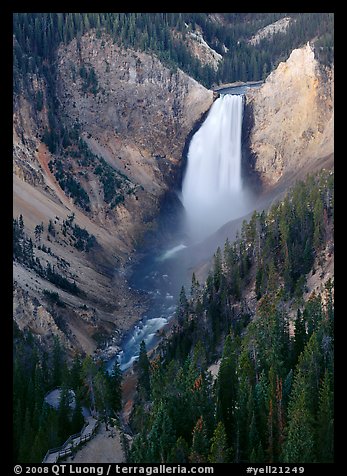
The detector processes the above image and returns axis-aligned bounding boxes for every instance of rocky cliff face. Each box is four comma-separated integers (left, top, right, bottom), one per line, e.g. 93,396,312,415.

56,32,212,177
13,35,334,357
245,43,334,189
13,31,213,355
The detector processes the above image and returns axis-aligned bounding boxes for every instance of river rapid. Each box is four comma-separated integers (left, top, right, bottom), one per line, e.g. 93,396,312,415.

106,86,261,373
106,239,190,372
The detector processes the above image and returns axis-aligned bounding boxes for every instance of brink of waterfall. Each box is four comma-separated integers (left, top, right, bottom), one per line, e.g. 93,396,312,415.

181,94,251,241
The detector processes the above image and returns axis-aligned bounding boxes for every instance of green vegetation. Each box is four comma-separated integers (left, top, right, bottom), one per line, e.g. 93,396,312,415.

13,215,36,269
47,123,134,212
79,64,99,95
59,214,97,252
48,159,91,212
13,13,333,92
13,332,122,462
13,215,84,296
129,170,334,463
45,263,82,296
42,290,66,307
46,130,95,211
71,224,97,252
94,157,134,208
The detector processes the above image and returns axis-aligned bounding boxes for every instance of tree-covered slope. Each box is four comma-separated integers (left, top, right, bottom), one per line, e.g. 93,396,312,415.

129,169,334,463
12,15,213,354
13,325,123,462
13,13,333,90
12,14,334,464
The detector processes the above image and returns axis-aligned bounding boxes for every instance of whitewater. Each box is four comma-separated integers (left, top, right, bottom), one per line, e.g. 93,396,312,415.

181,94,249,241
108,93,253,372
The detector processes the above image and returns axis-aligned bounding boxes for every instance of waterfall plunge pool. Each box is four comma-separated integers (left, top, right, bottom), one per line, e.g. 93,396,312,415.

106,241,190,372
106,90,258,373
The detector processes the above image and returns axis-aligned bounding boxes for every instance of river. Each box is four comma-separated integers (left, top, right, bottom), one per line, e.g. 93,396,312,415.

106,237,191,372
106,84,262,373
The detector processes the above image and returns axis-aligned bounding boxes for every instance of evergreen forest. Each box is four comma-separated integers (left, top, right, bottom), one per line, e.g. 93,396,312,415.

12,170,334,463
129,170,334,463
13,13,333,92
13,331,123,462
12,13,334,465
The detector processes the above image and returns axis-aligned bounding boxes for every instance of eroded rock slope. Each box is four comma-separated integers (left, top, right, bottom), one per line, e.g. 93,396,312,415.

245,43,334,188
13,31,213,355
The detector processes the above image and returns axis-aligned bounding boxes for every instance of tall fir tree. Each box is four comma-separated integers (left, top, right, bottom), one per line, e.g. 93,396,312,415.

216,334,238,447
208,421,230,463
137,340,151,400
189,416,209,463
315,369,334,462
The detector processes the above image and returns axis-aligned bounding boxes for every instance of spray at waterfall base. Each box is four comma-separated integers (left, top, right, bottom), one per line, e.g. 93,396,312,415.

181,94,253,242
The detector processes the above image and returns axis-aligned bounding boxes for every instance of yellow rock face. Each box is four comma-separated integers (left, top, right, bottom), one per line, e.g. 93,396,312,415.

246,43,334,188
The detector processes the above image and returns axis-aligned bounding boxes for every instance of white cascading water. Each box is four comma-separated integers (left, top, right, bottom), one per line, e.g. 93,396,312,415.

181,94,247,241
109,95,251,372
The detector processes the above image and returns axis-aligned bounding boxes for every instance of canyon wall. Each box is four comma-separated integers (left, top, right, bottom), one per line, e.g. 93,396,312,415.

13,31,213,355
245,42,334,189
13,36,334,357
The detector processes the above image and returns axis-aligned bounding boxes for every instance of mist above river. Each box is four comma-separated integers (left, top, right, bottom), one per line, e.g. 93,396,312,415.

108,93,259,372
181,94,251,242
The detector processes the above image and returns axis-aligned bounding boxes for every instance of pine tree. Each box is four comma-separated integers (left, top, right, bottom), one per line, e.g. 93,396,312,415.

216,334,238,446
190,341,207,374
94,371,112,429
13,398,23,460
81,356,98,415
282,333,322,462
189,416,209,463
109,360,122,414
177,286,189,326
168,437,190,463
57,384,72,441
208,421,230,463
255,265,263,300
137,340,151,400
51,336,64,387
148,403,176,463
19,407,34,462
71,392,85,433
292,309,307,365
31,422,47,462
248,411,260,462
129,434,148,462
315,369,334,462
67,354,83,392
213,246,223,291
32,362,45,424
19,214,25,233
267,259,277,294
190,272,200,301
250,442,266,463
34,222,44,243
313,193,324,250
282,381,315,462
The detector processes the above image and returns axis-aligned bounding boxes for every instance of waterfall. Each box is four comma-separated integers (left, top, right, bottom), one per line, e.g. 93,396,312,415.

181,94,248,241
107,95,251,373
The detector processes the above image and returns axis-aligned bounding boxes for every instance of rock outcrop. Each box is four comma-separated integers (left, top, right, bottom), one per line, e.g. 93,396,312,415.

245,42,334,188
249,17,293,46
13,31,213,354
185,28,222,70
56,32,213,178
13,34,334,356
